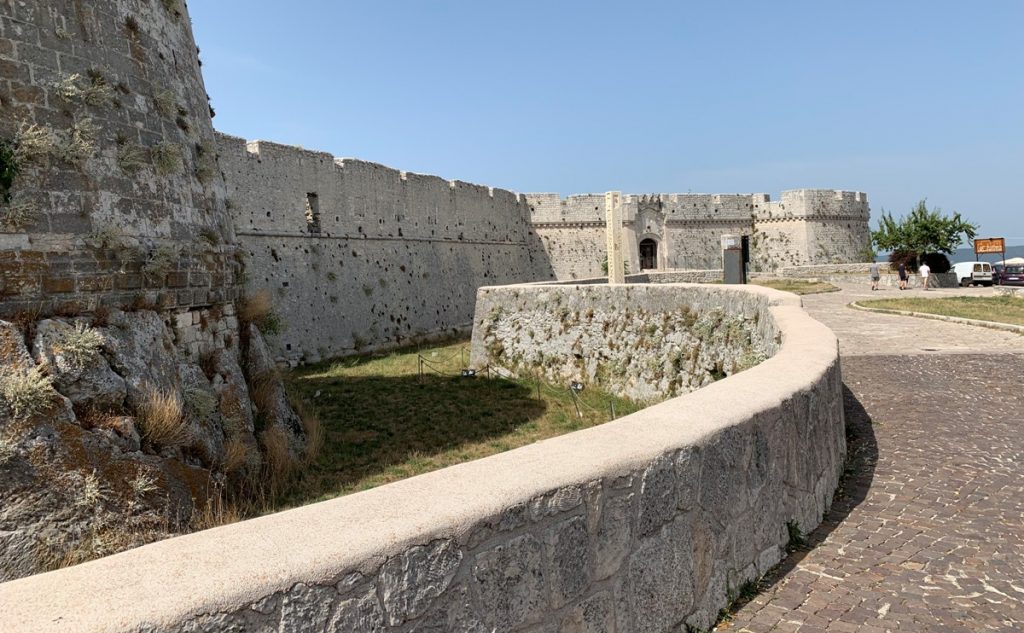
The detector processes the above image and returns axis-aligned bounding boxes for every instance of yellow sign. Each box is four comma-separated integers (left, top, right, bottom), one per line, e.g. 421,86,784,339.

975,238,1005,255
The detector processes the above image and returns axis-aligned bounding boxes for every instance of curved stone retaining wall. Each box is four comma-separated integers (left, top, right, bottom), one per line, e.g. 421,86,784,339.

0,284,844,633
470,284,780,402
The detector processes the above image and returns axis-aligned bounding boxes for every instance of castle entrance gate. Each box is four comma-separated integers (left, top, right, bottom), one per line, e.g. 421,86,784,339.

639,238,658,270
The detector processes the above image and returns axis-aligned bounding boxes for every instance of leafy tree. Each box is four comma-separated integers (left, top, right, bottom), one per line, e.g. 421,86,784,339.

871,200,978,266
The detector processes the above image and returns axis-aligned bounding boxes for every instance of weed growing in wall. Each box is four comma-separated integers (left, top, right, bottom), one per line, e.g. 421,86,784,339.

193,141,216,185
142,244,178,283
152,142,183,176
0,196,40,231
124,16,141,38
238,290,283,336
159,0,182,19
199,227,221,246
115,136,148,175
62,117,99,165
55,322,104,369
87,222,129,250
0,366,56,419
14,123,58,165
153,89,177,118
53,73,114,108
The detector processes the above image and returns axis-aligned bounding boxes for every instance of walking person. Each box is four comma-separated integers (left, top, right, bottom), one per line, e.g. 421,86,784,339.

897,262,908,290
919,261,931,290
870,262,880,291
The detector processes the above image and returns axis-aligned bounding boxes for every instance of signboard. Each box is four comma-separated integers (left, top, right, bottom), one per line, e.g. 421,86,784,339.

975,238,1005,256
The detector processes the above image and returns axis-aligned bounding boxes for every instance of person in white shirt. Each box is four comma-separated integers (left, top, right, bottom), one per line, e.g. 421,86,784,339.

919,262,931,290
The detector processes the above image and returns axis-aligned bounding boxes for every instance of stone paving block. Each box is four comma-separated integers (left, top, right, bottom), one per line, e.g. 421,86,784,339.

726,353,1024,632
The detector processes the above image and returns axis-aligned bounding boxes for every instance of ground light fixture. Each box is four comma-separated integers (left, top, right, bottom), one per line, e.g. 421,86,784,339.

461,368,477,378
570,381,585,393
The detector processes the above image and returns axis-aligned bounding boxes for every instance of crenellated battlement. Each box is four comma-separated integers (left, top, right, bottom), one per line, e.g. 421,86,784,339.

526,189,871,276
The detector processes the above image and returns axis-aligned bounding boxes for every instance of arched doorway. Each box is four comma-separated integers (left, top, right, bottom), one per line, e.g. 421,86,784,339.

639,238,658,270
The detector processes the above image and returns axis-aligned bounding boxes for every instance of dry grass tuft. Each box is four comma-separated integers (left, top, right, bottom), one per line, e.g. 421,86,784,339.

152,141,183,176
248,368,280,421
0,196,41,231
153,89,178,118
238,289,272,328
135,386,189,449
260,426,294,493
189,491,242,531
291,395,323,466
14,123,58,165
221,438,251,474
0,366,56,419
55,321,104,369
62,117,99,165
116,139,148,175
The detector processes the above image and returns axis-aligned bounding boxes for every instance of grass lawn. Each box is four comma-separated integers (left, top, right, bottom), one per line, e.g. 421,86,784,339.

280,339,641,507
749,279,840,295
857,295,1024,326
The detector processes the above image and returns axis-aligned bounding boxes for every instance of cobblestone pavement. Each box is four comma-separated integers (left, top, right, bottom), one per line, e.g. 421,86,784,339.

723,287,1024,632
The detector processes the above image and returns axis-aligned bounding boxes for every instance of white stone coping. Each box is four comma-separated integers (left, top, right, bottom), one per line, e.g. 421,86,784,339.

0,283,839,633
849,301,1024,335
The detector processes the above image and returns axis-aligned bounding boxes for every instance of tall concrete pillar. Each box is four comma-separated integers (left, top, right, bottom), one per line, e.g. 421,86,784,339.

605,191,624,284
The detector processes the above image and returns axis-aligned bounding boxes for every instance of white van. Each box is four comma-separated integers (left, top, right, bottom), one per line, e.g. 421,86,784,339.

952,261,993,287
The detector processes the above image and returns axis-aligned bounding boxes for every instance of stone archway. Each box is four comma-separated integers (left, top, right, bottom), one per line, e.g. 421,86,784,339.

639,238,658,270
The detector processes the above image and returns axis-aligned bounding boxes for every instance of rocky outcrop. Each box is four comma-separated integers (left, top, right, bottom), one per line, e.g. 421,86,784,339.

31,319,127,412
244,324,303,442
0,308,304,582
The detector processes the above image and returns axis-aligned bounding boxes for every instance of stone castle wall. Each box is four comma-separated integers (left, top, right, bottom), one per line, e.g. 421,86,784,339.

0,283,846,633
217,134,555,365
0,0,305,582
754,190,871,270
0,0,242,316
528,191,870,278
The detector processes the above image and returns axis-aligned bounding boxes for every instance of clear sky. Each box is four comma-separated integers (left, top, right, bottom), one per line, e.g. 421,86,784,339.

190,1,1024,244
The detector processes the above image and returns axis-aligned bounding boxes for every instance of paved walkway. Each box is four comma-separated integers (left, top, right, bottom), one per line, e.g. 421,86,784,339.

723,284,1024,632
801,282,1024,357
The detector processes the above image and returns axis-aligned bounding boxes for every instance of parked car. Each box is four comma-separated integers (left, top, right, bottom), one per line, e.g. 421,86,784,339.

993,263,1024,286
952,261,993,287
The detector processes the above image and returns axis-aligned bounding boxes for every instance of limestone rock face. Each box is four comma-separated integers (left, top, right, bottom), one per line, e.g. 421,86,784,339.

177,363,226,469
31,319,127,412
245,324,302,439
0,309,299,582
103,311,181,409
0,321,33,372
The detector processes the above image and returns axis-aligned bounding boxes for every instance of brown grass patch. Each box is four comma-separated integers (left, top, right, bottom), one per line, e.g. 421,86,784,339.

221,437,250,474
135,386,189,449
248,368,280,423
238,289,272,328
260,426,294,494
291,395,323,466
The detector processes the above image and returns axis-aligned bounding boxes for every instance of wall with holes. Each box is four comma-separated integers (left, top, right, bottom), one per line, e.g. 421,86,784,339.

752,190,872,270
0,0,242,316
526,191,870,277
217,134,555,364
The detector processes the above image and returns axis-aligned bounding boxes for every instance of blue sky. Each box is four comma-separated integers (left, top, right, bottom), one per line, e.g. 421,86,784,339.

191,1,1024,245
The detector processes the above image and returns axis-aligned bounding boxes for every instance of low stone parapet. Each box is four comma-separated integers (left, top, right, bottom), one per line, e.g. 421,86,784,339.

0,283,844,633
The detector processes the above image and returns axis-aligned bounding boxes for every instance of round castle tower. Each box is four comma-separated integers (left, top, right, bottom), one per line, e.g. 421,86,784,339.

0,0,240,314
0,0,306,581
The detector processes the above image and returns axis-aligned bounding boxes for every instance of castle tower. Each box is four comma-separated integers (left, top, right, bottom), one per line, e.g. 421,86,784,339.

0,0,240,315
